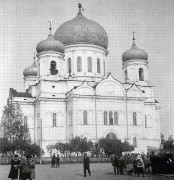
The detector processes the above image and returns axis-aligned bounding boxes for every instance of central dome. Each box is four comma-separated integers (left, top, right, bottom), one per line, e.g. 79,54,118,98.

54,10,108,49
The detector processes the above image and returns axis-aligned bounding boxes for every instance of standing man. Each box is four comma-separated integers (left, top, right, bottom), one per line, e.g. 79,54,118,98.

83,153,91,177
119,156,125,175
144,155,151,174
56,154,60,168
51,153,56,168
114,154,120,174
28,155,35,180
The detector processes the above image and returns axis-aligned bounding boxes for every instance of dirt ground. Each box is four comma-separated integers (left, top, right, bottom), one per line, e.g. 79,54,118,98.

0,163,168,180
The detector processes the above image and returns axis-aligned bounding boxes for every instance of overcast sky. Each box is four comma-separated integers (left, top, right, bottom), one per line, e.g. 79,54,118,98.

0,0,174,138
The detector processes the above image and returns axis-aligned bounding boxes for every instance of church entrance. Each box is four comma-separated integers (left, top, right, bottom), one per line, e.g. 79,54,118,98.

106,132,117,139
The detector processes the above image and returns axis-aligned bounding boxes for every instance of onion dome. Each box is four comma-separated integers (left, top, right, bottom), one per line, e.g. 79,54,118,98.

122,33,148,62
54,3,108,49
23,55,37,77
36,22,65,54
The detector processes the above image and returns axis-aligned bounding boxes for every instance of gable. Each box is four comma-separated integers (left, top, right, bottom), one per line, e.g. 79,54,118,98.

96,74,125,97
127,83,142,98
71,81,95,96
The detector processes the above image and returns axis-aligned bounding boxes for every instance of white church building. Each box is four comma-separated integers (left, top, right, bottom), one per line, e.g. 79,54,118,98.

8,4,161,156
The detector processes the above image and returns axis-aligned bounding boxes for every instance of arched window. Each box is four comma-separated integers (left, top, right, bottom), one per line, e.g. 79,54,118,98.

125,70,128,81
50,61,58,75
145,116,147,128
97,58,101,73
87,57,92,72
133,112,137,126
133,137,137,147
106,132,117,139
103,60,106,76
104,111,107,125
139,68,144,81
77,57,82,72
114,112,118,125
83,111,87,125
67,58,71,74
53,113,56,127
24,116,27,126
109,111,113,125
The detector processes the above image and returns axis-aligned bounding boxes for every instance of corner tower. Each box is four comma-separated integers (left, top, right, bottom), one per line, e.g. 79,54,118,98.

36,21,65,81
23,54,38,91
122,32,149,86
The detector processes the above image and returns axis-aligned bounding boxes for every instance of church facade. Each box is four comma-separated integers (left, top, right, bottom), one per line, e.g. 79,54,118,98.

8,4,161,156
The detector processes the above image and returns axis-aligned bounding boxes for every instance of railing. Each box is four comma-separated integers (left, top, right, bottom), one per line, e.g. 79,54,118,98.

0,156,111,165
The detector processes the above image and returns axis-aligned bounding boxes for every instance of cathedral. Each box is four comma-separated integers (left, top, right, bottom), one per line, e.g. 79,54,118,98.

8,4,161,156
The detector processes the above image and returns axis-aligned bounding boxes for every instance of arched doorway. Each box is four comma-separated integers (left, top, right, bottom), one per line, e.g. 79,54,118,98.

106,132,117,139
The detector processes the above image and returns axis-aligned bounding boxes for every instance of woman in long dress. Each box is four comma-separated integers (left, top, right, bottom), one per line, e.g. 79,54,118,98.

8,154,20,180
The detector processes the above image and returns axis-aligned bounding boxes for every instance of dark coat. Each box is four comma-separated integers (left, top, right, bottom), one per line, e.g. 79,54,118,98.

84,157,90,166
52,155,56,163
119,157,125,167
56,156,60,162
114,156,120,166
19,158,31,179
8,158,20,179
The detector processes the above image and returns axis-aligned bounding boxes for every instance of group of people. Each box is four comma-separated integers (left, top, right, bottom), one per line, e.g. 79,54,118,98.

111,154,149,177
51,153,60,168
51,153,91,177
150,153,174,174
8,151,174,179
111,152,174,177
8,154,35,180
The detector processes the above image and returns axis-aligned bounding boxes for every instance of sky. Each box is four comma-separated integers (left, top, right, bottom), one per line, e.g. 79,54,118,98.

0,0,174,138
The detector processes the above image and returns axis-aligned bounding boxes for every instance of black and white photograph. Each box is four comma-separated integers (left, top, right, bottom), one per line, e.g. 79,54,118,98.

0,0,174,179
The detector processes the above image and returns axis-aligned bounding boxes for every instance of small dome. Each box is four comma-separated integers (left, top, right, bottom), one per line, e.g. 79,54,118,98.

36,35,65,54
23,61,37,77
122,43,148,62
54,10,108,49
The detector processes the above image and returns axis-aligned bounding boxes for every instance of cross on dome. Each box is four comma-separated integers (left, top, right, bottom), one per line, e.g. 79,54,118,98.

33,52,36,61
78,3,85,14
132,31,136,45
48,20,53,35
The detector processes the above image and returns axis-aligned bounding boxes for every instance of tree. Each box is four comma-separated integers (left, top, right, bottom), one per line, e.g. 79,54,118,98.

98,137,134,156
46,144,55,156
163,135,174,152
69,136,81,156
78,138,93,155
0,138,12,155
69,136,93,156
1,103,30,143
90,142,100,157
55,142,67,156
25,143,42,157
0,103,41,156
